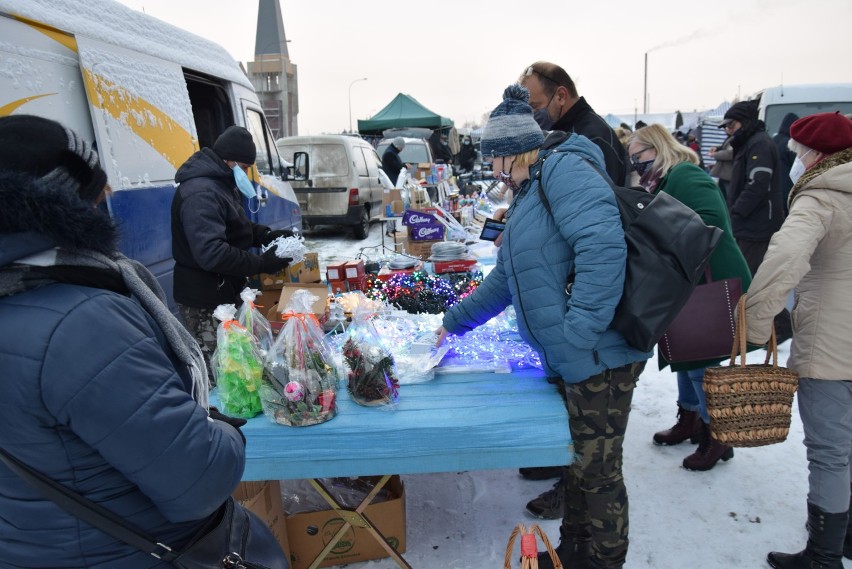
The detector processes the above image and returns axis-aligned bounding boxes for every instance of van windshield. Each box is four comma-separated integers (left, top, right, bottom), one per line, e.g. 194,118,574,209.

279,143,349,177
765,102,852,137
377,141,430,164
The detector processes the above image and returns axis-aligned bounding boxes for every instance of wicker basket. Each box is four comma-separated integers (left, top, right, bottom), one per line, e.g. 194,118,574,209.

704,294,798,448
504,523,562,569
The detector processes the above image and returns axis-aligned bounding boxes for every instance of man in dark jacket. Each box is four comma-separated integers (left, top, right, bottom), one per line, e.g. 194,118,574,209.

171,126,291,382
381,136,406,187
520,61,628,186
722,100,792,342
515,60,630,531
722,100,785,272
773,112,799,214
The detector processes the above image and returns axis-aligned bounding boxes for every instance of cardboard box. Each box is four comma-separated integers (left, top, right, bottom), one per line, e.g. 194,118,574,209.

433,258,478,274
287,252,321,284
285,475,406,569
375,261,423,281
327,280,348,295
405,239,441,259
402,209,437,227
408,223,445,241
343,260,365,279
325,262,346,282
233,480,290,559
346,275,368,292
276,283,330,318
260,269,290,290
391,199,405,215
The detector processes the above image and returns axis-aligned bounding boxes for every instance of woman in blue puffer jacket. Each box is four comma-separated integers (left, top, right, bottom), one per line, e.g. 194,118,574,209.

436,86,650,569
0,115,254,568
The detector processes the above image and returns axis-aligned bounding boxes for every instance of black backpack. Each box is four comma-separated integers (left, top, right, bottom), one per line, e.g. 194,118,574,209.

536,153,722,352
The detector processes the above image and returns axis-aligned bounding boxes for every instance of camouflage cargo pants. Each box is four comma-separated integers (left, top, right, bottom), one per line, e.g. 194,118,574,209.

177,304,218,387
559,361,645,569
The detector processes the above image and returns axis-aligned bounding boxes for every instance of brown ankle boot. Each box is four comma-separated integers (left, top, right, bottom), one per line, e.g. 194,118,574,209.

653,405,702,446
683,421,734,471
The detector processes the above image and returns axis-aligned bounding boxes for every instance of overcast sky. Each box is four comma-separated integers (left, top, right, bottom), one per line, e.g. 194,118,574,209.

115,0,852,135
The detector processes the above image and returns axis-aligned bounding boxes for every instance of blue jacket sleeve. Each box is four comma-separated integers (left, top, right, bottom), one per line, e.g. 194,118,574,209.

41,293,245,523
442,252,512,334
543,155,626,349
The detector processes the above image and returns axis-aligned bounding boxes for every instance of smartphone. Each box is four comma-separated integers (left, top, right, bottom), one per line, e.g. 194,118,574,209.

479,218,506,241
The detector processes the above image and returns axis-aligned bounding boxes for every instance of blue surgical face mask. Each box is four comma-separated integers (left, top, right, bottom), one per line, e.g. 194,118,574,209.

232,164,257,199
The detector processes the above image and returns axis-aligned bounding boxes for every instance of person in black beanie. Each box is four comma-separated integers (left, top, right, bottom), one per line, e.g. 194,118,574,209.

171,125,293,384
0,115,261,567
719,100,792,343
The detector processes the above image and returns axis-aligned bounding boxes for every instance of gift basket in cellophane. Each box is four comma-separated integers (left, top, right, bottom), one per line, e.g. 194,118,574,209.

260,289,340,426
211,304,264,419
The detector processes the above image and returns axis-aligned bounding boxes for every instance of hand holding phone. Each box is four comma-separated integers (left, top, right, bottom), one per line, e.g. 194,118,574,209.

479,218,506,242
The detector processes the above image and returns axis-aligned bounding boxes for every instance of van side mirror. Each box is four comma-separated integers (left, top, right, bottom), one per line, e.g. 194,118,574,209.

291,152,309,181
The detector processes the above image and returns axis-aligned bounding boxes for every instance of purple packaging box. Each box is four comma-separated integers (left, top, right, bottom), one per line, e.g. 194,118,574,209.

409,223,445,241
402,209,437,227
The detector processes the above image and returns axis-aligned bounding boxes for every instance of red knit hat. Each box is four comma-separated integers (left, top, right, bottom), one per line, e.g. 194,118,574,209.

789,112,852,154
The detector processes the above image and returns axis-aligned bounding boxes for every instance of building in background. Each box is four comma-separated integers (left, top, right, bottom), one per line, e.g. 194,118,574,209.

247,0,297,139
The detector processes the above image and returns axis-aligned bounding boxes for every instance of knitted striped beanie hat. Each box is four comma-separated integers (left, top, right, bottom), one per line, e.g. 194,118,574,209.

0,114,108,204
480,85,545,158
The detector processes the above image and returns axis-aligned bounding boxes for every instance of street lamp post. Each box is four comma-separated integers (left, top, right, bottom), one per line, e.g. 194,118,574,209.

348,77,368,133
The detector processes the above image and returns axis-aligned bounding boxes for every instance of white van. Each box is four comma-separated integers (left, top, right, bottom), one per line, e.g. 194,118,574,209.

755,83,852,137
0,0,306,304
276,135,389,239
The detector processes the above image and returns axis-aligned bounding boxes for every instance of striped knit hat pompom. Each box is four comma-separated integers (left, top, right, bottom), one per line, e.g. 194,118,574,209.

480,84,545,159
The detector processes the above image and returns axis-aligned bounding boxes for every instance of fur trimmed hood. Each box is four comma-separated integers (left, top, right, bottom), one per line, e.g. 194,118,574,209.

0,171,117,266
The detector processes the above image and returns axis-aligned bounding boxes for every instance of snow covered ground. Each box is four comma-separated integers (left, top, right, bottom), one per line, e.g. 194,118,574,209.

298,220,850,569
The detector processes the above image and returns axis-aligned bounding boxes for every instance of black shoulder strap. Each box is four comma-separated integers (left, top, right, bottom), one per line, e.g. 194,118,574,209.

0,447,177,561
537,151,613,217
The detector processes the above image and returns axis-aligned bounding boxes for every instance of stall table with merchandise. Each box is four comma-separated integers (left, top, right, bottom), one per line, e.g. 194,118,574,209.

235,366,571,568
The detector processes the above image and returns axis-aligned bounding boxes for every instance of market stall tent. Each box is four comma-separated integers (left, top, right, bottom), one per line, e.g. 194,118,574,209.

357,93,453,135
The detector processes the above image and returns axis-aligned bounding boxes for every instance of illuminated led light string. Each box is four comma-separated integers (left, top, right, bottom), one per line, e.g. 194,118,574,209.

364,271,483,314
336,309,542,374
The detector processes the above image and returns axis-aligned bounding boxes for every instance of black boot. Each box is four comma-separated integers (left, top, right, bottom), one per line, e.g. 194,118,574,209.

844,486,852,560
767,503,847,568
536,534,591,569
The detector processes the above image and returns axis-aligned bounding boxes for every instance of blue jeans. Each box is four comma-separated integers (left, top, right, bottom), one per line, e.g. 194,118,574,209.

677,368,709,423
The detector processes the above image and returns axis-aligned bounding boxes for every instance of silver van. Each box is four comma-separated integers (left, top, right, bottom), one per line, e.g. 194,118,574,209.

277,135,389,238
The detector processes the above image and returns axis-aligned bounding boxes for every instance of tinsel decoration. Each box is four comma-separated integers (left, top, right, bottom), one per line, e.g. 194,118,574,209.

365,271,483,314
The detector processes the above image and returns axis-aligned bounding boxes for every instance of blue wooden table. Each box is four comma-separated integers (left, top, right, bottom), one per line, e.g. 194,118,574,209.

236,367,572,481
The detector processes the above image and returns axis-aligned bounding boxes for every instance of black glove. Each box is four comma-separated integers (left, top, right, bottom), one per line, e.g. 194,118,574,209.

259,247,292,274
263,228,296,246
209,406,247,445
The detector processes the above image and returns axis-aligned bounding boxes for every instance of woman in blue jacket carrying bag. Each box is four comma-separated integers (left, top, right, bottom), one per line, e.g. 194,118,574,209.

436,86,650,569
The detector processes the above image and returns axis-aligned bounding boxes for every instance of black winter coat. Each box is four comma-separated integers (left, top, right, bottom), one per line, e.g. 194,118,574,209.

773,112,799,213
727,125,785,241
382,145,404,186
552,97,628,186
171,148,270,308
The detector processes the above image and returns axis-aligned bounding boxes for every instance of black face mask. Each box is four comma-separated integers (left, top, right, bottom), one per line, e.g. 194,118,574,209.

631,157,655,177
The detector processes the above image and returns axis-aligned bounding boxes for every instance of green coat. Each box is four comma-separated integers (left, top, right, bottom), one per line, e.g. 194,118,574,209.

655,162,753,371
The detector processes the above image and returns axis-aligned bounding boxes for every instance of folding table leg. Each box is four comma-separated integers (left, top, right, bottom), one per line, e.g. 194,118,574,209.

306,475,411,569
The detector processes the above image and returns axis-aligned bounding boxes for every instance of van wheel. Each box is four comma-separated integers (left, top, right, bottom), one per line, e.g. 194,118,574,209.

352,207,370,240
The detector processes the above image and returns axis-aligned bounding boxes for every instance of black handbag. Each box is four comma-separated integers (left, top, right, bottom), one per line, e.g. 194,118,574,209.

0,448,288,569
